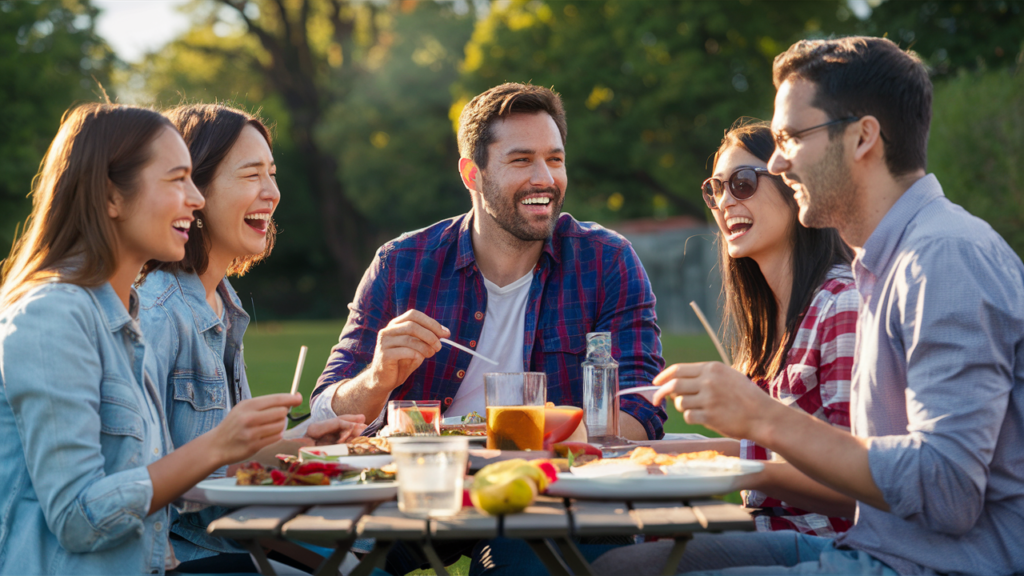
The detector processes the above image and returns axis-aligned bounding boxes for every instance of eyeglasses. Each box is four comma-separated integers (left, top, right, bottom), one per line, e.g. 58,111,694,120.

772,116,861,155
701,167,773,209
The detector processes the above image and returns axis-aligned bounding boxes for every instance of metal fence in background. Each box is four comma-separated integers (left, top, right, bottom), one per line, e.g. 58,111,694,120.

618,223,722,335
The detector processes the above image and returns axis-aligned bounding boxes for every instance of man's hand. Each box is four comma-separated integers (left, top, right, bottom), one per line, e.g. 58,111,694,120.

305,414,367,446
651,362,778,440
370,309,450,393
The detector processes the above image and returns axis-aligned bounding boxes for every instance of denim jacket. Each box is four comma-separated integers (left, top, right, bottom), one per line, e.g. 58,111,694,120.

0,282,172,575
138,270,251,562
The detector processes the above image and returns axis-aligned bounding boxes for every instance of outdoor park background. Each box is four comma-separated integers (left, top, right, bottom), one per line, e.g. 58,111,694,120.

2,0,1022,422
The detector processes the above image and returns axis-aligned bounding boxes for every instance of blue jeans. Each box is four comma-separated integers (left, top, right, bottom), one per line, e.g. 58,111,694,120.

591,532,899,576
469,538,623,576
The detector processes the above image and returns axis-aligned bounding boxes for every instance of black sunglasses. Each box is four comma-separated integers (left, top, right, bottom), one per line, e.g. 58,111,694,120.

701,167,773,209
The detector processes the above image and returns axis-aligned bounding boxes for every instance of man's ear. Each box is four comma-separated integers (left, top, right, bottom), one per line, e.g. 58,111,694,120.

853,116,884,163
459,157,480,192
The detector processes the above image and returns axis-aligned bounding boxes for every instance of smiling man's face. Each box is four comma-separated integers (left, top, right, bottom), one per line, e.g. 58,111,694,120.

477,112,566,242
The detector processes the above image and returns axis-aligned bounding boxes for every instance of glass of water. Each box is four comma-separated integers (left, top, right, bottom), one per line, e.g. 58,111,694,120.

390,436,469,518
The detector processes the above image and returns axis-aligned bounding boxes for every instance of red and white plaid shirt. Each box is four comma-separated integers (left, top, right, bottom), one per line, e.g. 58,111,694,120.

740,265,858,537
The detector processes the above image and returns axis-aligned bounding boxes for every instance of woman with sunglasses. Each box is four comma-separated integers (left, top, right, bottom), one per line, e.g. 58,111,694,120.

592,119,858,575
0,103,302,575
138,104,366,573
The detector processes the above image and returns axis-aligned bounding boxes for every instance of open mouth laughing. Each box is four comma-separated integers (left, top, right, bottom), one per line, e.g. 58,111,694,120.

171,218,192,240
725,216,752,241
244,212,271,233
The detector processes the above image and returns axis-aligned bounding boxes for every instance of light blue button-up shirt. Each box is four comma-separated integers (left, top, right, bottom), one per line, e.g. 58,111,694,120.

835,175,1024,575
0,281,172,575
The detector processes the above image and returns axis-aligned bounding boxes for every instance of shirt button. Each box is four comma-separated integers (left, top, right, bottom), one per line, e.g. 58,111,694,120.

153,448,160,455
444,397,453,407
154,522,163,531
474,311,483,320
456,370,466,379
469,340,477,348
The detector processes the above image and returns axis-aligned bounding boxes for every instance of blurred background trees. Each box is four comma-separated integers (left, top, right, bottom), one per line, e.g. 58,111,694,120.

1,0,1021,319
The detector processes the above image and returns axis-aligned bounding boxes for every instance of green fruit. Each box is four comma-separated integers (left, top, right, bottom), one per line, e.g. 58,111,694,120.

470,476,538,516
474,459,549,492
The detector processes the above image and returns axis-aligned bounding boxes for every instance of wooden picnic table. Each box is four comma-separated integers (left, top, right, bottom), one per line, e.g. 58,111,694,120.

207,495,755,576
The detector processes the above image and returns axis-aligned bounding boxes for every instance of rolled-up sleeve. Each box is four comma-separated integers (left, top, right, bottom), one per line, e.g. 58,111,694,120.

598,243,667,439
312,247,395,415
867,240,1015,535
4,290,154,553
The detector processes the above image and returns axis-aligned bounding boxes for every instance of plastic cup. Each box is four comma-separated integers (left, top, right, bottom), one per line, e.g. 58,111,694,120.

390,437,469,518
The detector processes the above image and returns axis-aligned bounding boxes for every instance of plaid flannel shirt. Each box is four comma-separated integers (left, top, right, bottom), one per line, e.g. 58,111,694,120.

741,265,858,537
313,211,667,438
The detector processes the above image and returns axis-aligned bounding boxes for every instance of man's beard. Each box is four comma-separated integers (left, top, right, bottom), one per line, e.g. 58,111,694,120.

795,136,857,229
481,177,564,242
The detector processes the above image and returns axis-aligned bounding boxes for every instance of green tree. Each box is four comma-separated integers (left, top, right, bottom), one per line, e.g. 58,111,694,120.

454,0,855,223
0,0,113,250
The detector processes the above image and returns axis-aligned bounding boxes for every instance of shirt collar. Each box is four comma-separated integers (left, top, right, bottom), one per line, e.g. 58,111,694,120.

855,173,944,278
86,282,140,333
454,209,563,272
174,270,223,333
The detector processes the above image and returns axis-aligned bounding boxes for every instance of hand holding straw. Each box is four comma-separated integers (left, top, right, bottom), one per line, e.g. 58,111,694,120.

689,301,731,366
289,345,308,396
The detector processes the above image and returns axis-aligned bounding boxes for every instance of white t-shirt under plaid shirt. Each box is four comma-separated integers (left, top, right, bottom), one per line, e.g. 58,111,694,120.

740,265,858,537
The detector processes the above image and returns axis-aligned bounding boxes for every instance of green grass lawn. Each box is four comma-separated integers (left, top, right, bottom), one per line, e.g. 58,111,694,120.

241,323,728,576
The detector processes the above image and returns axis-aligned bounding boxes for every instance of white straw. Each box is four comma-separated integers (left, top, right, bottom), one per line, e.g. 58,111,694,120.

289,345,308,396
690,301,731,366
440,337,498,365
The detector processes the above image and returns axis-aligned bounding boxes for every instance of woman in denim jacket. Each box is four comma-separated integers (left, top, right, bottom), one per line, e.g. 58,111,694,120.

0,104,302,575
139,104,366,571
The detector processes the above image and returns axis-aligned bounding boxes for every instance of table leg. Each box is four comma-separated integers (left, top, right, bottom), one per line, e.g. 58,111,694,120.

660,535,692,576
525,539,572,576
241,540,276,576
350,540,394,576
313,538,355,576
418,541,450,576
553,538,594,576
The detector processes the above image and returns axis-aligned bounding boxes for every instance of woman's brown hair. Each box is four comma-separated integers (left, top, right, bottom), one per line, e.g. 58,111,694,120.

145,104,276,278
714,119,853,381
0,103,174,308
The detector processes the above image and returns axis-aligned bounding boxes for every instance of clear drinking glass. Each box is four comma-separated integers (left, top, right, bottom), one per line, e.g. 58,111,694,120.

484,372,546,451
387,399,441,436
390,436,470,518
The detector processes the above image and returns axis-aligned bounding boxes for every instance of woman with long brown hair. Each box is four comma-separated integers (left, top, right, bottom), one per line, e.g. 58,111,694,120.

139,103,366,572
0,103,301,575
593,120,860,574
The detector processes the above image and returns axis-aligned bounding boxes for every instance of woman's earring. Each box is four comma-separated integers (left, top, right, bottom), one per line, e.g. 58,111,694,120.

196,218,203,229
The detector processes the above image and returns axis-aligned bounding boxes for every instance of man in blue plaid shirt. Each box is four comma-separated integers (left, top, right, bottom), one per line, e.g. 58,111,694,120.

311,82,667,441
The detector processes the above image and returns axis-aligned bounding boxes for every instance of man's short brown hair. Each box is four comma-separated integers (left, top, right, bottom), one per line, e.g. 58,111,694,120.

457,83,567,169
773,36,932,177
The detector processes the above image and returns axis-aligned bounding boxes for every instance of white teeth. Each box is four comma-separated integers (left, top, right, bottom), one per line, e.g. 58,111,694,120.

521,197,550,205
726,217,752,228
171,219,191,230
245,213,271,221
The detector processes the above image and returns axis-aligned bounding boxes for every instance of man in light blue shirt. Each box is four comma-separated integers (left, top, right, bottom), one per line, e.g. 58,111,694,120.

598,36,1024,576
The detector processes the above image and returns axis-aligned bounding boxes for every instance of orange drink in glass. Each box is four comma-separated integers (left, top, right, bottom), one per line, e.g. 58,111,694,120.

484,373,546,451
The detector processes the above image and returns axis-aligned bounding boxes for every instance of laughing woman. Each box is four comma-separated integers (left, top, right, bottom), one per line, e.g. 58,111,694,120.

0,104,301,575
592,120,859,575
138,104,365,571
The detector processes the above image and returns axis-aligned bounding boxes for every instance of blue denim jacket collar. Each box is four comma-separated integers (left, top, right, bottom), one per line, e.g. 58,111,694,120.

83,282,141,336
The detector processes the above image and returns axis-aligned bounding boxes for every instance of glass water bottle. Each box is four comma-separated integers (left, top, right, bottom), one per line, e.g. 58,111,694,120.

582,331,622,444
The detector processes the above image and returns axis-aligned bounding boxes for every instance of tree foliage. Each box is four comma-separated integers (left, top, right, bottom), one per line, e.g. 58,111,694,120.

0,0,113,249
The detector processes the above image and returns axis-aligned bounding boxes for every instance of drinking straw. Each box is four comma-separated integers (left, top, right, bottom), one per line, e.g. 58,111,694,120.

690,301,731,366
440,337,498,365
289,345,308,396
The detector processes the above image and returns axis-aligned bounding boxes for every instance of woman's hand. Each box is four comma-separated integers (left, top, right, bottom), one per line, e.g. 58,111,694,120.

305,414,368,445
652,362,778,440
208,393,302,465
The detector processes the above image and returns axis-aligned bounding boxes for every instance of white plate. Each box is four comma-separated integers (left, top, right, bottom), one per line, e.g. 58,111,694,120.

546,460,763,500
195,477,398,507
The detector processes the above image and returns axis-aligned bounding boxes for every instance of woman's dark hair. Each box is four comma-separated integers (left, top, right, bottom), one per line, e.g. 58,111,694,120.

145,104,276,278
714,118,853,381
2,103,173,307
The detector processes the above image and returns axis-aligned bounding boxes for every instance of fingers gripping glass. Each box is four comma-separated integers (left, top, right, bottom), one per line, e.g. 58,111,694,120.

701,167,772,209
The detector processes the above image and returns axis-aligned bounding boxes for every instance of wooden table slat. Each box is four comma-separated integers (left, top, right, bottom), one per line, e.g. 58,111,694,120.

630,506,703,535
430,507,499,539
570,501,641,537
692,503,755,532
282,504,370,543
503,502,571,539
357,501,428,539
207,505,306,539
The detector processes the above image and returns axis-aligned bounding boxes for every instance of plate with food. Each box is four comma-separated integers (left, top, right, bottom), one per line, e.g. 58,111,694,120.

299,440,393,468
195,460,398,506
440,412,488,442
545,447,763,500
